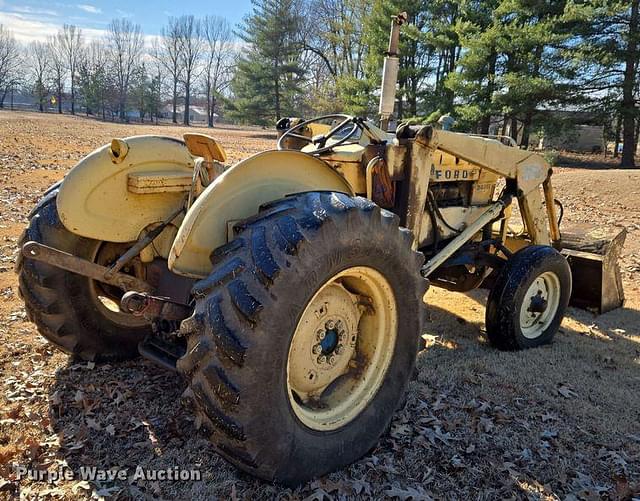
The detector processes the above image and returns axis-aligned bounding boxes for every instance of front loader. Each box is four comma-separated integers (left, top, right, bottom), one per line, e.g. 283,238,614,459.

16,13,625,485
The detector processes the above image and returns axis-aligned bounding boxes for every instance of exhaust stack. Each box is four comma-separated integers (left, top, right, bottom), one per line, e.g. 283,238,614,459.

379,12,407,132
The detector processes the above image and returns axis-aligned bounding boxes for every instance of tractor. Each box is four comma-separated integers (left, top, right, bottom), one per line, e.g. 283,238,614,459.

16,13,625,485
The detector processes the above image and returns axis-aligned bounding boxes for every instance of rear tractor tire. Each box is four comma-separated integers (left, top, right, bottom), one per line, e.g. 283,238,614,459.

177,192,428,485
16,187,152,361
485,245,572,350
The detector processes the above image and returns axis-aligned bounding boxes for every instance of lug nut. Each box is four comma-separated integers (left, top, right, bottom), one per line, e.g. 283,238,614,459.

325,320,335,330
317,355,327,364
312,344,322,355
317,330,326,340
339,332,346,342
335,345,344,355
329,355,336,365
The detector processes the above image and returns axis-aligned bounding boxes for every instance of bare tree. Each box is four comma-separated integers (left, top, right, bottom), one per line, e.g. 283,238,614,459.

176,15,203,125
58,24,83,115
28,42,50,112
108,18,143,121
202,16,234,127
48,35,66,113
0,25,21,108
155,18,183,123
302,0,369,80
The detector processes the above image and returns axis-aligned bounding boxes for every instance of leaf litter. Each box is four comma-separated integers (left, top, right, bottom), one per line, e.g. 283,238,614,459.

0,112,639,499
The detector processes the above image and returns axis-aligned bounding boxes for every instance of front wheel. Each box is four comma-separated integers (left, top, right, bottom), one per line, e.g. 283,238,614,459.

177,192,427,485
485,245,572,350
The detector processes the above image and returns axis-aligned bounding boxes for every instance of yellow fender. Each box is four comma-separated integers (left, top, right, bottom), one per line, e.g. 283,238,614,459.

169,150,354,278
57,135,195,242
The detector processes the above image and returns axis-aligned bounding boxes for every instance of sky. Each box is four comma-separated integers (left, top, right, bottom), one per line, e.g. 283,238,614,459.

0,0,254,43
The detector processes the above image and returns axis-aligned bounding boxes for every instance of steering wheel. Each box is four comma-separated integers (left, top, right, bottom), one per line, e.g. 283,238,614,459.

277,114,360,155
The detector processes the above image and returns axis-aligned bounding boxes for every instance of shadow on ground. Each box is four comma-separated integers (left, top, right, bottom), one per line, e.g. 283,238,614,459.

44,289,640,498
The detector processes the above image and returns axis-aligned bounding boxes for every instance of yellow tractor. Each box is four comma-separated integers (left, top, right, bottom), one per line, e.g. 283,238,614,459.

16,13,624,485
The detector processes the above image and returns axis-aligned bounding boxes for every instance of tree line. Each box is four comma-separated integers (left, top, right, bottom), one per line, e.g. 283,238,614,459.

0,0,638,167
0,16,234,126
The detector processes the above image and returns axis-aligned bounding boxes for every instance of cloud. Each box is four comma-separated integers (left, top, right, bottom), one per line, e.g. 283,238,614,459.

10,5,59,17
76,4,101,14
0,11,107,42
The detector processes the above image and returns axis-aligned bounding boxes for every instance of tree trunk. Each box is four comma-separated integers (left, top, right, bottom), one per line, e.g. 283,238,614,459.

614,113,622,158
479,51,497,135
184,78,191,126
478,116,491,135
621,0,639,167
435,51,443,92
274,58,281,121
209,95,216,128
58,89,62,114
510,116,519,142
71,80,75,115
206,80,212,127
410,75,417,117
172,79,178,124
521,110,534,149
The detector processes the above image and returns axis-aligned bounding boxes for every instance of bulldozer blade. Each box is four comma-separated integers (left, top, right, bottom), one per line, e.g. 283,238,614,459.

559,225,627,314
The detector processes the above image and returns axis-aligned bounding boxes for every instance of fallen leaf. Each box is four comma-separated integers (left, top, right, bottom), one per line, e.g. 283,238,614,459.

557,384,578,399
384,485,433,501
71,480,91,494
302,488,330,501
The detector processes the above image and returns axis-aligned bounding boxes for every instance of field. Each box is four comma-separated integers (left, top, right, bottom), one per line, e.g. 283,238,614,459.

0,111,639,500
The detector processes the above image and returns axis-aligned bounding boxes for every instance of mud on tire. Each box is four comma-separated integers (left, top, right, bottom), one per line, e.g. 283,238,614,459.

16,185,151,361
177,192,428,485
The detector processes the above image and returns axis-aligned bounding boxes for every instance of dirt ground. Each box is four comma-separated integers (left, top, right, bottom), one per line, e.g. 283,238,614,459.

0,111,639,500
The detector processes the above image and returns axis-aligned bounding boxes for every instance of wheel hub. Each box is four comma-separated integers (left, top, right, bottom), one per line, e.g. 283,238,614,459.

528,292,548,314
519,272,561,338
288,284,360,399
287,266,398,431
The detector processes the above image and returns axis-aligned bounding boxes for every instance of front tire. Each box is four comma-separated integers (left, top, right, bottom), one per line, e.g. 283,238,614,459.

177,192,427,485
485,245,571,350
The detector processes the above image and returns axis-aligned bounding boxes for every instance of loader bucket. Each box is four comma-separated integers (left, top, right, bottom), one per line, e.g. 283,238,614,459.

559,225,627,314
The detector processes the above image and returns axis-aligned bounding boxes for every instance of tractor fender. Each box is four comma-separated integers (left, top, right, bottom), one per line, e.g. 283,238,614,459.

57,135,195,243
168,150,354,278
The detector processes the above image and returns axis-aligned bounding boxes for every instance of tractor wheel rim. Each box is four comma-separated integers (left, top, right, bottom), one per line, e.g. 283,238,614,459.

519,271,561,339
287,266,397,431
88,242,148,327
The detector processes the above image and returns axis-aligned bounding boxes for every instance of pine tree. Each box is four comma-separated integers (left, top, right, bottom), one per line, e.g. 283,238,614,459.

448,0,580,145
445,0,499,133
571,0,638,167
230,0,305,124
362,0,462,121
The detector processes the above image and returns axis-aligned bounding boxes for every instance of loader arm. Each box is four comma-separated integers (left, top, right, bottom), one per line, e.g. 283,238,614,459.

411,126,554,245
